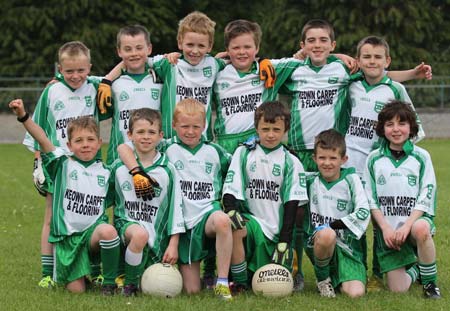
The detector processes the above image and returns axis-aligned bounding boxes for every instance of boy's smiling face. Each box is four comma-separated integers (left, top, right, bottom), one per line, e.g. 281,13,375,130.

58,55,91,90
227,33,259,73
117,33,152,74
67,128,102,161
178,32,212,66
313,146,347,182
357,43,391,85
301,28,336,67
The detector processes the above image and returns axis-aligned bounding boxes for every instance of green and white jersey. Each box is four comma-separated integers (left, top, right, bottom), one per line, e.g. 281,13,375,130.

107,69,162,164
283,56,351,151
42,148,113,242
112,152,185,253
223,144,308,241
160,136,231,229
345,76,425,176
304,168,370,246
23,75,100,154
152,55,225,140
363,140,437,230
213,59,300,139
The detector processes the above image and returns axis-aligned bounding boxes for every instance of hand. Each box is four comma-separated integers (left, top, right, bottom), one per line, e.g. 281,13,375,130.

381,226,399,250
393,224,411,248
259,58,276,88
241,135,259,150
8,99,26,117
271,242,291,266
96,78,112,114
227,210,246,230
33,158,47,196
162,244,178,265
292,48,307,60
335,53,358,74
129,166,159,201
214,51,229,59
413,62,432,80
165,52,182,65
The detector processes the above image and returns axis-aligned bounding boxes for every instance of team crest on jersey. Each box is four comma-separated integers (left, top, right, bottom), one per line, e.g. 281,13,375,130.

272,164,281,176
337,199,348,211
250,161,256,172
174,160,184,170
225,171,235,183
151,88,160,100
85,96,93,107
299,173,306,187
426,184,434,199
69,170,78,180
54,100,65,111
377,174,386,185
356,208,370,220
219,82,230,90
203,66,212,78
407,174,417,186
298,79,307,86
119,91,130,101
153,186,161,197
205,162,213,174
121,181,132,191
312,194,318,205
97,175,106,187
374,101,385,113
328,77,338,84
251,79,260,86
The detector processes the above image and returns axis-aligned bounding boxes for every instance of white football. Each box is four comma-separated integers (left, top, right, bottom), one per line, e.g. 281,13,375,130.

141,263,183,298
251,263,293,297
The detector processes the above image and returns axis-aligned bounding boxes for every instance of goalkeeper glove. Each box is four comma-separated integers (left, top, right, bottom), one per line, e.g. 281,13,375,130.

129,166,159,201
96,78,112,114
258,58,276,88
241,135,259,150
271,242,291,266
227,210,246,230
33,158,46,196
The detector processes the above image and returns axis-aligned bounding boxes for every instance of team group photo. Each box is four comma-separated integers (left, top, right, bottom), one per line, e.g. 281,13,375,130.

1,1,449,310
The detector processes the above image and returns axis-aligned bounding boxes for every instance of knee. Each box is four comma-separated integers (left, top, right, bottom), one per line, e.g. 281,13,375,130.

132,227,149,248
411,220,431,243
344,287,365,298
215,212,232,234
66,279,85,293
315,228,336,247
100,224,118,240
388,282,408,293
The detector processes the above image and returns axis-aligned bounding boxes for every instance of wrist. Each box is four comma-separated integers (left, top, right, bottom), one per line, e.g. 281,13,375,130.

17,112,29,123
129,166,141,175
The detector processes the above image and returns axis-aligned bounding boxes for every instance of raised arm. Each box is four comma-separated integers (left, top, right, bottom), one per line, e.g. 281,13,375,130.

9,99,54,153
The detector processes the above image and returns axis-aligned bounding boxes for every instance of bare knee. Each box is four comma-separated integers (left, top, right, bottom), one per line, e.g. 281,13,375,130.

411,220,431,243
98,224,118,240
214,212,232,234
315,228,336,248
341,281,365,298
66,278,85,293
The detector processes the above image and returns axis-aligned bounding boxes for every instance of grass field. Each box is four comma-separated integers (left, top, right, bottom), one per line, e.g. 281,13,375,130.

1,140,448,311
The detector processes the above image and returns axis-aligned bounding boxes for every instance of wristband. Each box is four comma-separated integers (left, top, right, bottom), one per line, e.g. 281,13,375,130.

17,112,29,123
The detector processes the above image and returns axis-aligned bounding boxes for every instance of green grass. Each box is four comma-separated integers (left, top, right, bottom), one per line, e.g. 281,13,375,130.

1,141,449,311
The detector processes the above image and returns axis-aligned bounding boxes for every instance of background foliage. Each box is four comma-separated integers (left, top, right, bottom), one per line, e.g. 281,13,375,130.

1,0,449,77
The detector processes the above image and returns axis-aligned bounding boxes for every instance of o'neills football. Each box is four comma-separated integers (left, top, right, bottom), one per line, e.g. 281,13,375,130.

252,263,293,297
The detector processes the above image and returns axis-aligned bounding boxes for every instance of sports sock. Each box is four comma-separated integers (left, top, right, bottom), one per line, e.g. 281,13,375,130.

231,261,248,285
314,255,331,282
406,264,419,284
100,237,120,285
216,277,229,287
41,254,54,278
419,262,437,284
294,227,304,278
203,256,216,278
124,248,143,285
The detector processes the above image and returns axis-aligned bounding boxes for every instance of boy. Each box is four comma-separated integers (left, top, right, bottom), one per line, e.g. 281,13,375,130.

112,108,184,296
345,35,425,178
213,19,300,154
345,36,426,291
10,99,119,294
150,11,224,140
363,101,440,299
303,129,370,298
101,25,163,165
222,101,308,292
118,99,233,300
22,41,106,288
